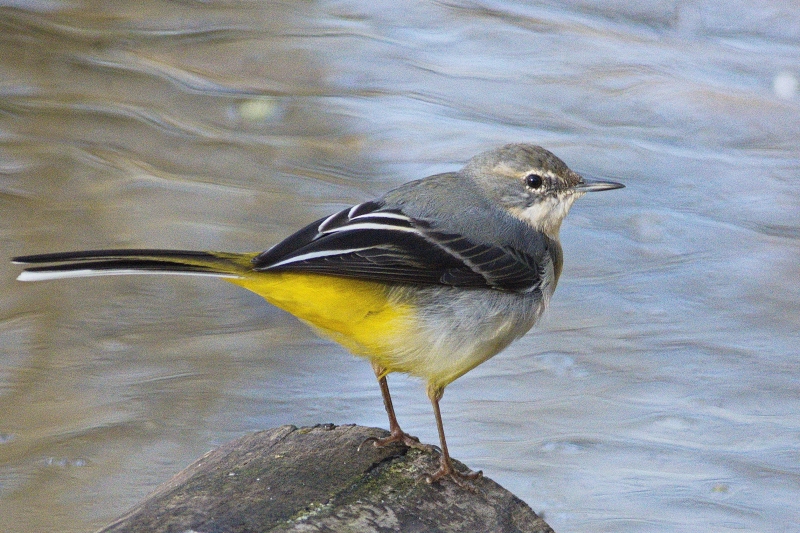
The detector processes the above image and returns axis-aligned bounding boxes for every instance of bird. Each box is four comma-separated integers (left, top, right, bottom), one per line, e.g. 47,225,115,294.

13,143,623,484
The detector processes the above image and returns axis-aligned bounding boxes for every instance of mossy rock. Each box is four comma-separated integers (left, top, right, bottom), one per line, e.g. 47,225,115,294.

100,424,554,533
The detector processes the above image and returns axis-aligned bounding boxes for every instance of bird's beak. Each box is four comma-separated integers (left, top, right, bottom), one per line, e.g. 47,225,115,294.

574,175,625,192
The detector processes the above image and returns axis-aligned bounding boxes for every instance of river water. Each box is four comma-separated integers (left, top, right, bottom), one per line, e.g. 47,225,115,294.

1,1,799,532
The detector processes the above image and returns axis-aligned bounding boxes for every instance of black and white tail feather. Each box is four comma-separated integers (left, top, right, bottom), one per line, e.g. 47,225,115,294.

13,250,252,282
15,200,544,293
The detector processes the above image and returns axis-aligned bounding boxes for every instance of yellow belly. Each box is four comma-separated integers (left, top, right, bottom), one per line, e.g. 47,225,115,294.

227,272,414,369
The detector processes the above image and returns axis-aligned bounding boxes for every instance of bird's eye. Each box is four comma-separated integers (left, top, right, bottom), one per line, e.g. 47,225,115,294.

525,173,544,189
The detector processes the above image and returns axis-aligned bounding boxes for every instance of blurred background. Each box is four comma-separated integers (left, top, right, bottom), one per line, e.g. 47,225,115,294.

1,1,799,532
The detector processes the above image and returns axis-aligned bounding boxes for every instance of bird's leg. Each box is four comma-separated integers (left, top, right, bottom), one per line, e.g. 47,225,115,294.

425,384,483,486
359,362,432,451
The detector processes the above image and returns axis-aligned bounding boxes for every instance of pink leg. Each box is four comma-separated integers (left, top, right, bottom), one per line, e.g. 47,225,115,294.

424,384,483,486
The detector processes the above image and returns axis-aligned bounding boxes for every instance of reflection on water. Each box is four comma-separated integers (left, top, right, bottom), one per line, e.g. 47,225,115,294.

1,2,799,532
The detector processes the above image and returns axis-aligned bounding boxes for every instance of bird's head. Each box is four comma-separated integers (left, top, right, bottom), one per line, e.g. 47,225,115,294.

463,143,624,239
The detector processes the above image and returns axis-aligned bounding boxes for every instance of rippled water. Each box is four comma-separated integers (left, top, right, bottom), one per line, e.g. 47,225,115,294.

1,2,799,532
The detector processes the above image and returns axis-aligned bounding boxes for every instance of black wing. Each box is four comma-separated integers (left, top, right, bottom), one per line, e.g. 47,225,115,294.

252,200,542,292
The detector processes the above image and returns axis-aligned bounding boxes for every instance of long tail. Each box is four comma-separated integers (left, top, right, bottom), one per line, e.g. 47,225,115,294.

12,249,259,282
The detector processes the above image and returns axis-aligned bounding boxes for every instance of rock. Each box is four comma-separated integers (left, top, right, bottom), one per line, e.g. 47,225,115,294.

99,424,554,533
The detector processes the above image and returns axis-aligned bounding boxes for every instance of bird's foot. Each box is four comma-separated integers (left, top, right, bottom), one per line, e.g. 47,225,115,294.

425,457,483,490
358,427,438,453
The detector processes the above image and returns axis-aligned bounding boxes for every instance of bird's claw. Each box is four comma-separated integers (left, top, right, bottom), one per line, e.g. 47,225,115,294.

425,461,483,490
358,429,436,453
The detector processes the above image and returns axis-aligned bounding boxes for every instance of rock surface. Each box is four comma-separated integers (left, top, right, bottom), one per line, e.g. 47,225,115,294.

99,424,555,533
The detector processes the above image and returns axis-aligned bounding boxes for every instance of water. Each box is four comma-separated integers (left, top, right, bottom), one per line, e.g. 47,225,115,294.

1,1,799,532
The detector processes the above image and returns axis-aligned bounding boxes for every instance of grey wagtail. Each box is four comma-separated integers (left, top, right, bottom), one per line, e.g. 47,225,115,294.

13,143,623,484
